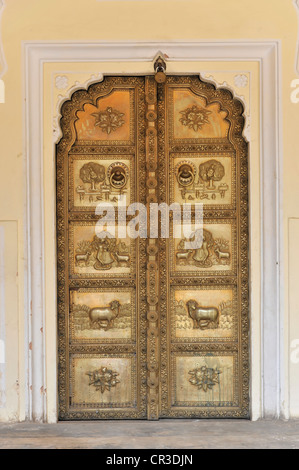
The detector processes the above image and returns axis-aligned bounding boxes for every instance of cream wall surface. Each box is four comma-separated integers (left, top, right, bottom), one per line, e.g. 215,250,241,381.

0,0,298,421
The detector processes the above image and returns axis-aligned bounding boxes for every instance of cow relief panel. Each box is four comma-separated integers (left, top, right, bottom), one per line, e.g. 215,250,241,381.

171,287,236,341
70,288,135,342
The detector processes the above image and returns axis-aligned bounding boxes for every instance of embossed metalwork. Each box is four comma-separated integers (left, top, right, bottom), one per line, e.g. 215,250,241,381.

145,76,159,420
175,228,231,268
75,233,130,271
76,160,129,203
188,366,221,392
57,74,249,420
158,76,249,419
57,76,147,420
179,105,211,131
186,300,219,330
92,106,125,134
88,301,121,330
87,367,120,393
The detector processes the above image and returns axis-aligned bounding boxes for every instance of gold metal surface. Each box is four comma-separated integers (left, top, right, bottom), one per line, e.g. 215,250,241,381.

57,74,249,420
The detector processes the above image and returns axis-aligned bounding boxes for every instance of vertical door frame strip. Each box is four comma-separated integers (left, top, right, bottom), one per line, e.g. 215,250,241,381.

145,76,160,419
23,41,283,422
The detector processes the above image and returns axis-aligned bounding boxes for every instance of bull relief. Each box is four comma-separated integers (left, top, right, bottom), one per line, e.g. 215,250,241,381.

186,300,219,330
70,289,134,342
172,287,235,340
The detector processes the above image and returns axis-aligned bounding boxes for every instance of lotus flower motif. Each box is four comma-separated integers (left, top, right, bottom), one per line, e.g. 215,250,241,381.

179,105,211,132
87,367,120,393
188,366,221,392
92,106,125,135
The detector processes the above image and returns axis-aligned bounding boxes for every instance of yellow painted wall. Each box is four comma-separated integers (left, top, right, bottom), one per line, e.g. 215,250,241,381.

0,0,298,421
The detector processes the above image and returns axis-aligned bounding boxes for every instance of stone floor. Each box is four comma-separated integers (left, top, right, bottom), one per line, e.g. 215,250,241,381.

0,420,298,449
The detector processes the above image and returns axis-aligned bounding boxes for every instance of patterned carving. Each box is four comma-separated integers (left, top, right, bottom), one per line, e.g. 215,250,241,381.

92,106,125,134
145,76,159,420
87,367,120,393
175,228,231,268
179,105,211,132
75,233,130,271
75,160,129,205
159,76,249,419
172,154,234,207
234,74,248,88
198,159,225,189
188,366,221,391
55,75,69,90
175,299,233,331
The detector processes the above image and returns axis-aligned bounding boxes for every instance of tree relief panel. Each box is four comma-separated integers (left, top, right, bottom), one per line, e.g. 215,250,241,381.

171,154,235,207
69,154,133,210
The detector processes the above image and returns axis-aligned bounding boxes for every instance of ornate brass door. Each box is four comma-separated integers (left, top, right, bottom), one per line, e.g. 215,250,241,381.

57,74,249,420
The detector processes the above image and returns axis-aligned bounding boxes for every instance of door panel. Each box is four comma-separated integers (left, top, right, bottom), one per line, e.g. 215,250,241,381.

57,77,148,419
157,77,249,418
57,75,249,420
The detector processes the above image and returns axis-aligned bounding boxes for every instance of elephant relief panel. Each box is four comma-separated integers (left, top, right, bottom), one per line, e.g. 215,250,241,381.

70,355,136,409
69,155,133,210
70,289,135,342
172,221,236,275
171,155,235,207
171,287,236,341
69,222,133,278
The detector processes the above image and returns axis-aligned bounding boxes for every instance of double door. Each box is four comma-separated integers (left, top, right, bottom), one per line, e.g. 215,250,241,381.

57,75,249,419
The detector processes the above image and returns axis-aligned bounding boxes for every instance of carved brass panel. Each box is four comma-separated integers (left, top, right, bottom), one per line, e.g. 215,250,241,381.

158,76,249,418
69,154,134,211
57,74,249,420
57,78,147,420
172,353,237,407
69,222,134,278
171,154,235,208
171,286,237,341
70,288,135,343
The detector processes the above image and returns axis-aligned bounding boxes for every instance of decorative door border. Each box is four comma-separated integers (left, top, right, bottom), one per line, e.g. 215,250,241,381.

23,41,283,422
